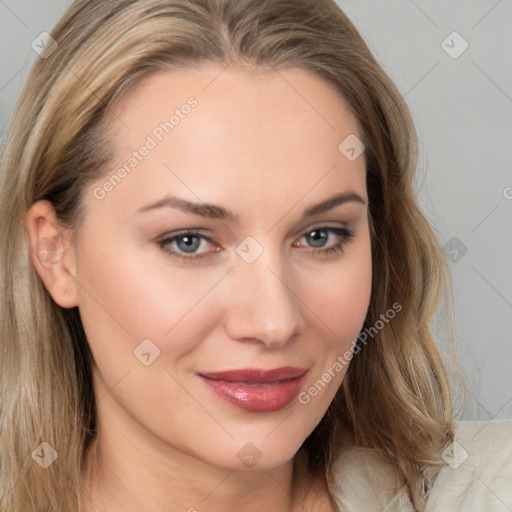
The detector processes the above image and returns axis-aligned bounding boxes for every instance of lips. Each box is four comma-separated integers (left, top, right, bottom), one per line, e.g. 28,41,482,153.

198,366,308,413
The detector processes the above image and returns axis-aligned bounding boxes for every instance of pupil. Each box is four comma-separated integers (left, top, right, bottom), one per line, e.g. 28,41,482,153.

178,236,200,253
308,230,328,248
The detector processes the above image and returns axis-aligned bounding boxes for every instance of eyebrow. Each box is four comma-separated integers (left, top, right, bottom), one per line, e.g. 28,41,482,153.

137,191,366,222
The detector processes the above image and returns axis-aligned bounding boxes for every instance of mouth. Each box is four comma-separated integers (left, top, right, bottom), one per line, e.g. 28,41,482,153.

198,367,308,413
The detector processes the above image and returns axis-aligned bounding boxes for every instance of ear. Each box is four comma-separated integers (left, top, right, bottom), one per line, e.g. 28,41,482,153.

26,200,79,308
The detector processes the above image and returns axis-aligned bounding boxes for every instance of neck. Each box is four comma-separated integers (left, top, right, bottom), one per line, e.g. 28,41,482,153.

81,421,324,512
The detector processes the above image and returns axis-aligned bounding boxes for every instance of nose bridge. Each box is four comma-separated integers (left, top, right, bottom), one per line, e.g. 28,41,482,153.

224,247,302,347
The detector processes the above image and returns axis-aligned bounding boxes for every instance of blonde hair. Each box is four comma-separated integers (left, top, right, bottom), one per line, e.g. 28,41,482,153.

0,0,466,510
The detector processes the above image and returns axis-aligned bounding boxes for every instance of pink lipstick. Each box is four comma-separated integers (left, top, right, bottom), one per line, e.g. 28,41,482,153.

198,367,308,413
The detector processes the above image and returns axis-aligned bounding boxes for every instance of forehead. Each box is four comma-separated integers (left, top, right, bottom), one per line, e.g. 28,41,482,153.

111,63,362,144
96,64,366,217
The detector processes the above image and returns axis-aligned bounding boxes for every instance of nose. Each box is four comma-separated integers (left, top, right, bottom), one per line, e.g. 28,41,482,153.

223,251,304,348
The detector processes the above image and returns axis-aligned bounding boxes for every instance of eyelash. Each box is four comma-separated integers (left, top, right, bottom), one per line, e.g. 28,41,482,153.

157,226,355,262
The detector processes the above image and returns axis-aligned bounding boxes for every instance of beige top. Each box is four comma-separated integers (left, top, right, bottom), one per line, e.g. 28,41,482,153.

330,419,512,511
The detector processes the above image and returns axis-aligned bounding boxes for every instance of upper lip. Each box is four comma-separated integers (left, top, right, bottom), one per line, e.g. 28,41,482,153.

199,366,308,384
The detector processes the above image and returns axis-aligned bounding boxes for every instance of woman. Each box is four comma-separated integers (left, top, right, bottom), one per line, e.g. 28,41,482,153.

0,0,510,511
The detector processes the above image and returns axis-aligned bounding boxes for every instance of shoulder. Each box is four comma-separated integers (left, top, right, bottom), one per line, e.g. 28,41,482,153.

425,419,512,511
329,442,415,511
329,419,512,512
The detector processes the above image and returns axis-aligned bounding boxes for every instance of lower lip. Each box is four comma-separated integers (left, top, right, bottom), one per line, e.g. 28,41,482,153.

199,372,308,413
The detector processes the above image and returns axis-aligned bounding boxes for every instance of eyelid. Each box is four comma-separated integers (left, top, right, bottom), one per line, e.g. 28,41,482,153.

156,223,351,246
156,224,355,262
156,229,224,265
158,228,213,241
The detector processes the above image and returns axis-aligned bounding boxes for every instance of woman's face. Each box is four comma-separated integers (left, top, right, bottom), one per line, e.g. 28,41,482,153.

72,65,372,470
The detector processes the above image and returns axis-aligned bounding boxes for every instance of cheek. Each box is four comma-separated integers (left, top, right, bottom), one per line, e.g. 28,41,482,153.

296,232,372,402
295,243,371,411
73,230,225,380
75,220,371,382
306,234,372,345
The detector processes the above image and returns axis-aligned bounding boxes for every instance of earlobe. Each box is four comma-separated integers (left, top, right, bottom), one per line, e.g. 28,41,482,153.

26,200,79,309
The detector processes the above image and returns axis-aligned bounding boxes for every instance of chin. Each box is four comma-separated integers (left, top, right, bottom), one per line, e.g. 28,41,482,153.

191,434,303,473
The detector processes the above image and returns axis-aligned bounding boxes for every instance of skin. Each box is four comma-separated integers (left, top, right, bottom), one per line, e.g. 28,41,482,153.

27,64,372,512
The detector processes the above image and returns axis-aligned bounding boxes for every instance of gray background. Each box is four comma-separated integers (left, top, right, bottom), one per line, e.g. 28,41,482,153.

1,0,511,420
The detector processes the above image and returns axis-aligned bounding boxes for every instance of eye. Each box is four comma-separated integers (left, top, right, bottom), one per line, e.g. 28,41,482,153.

157,230,219,261
293,226,355,256
157,226,355,262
